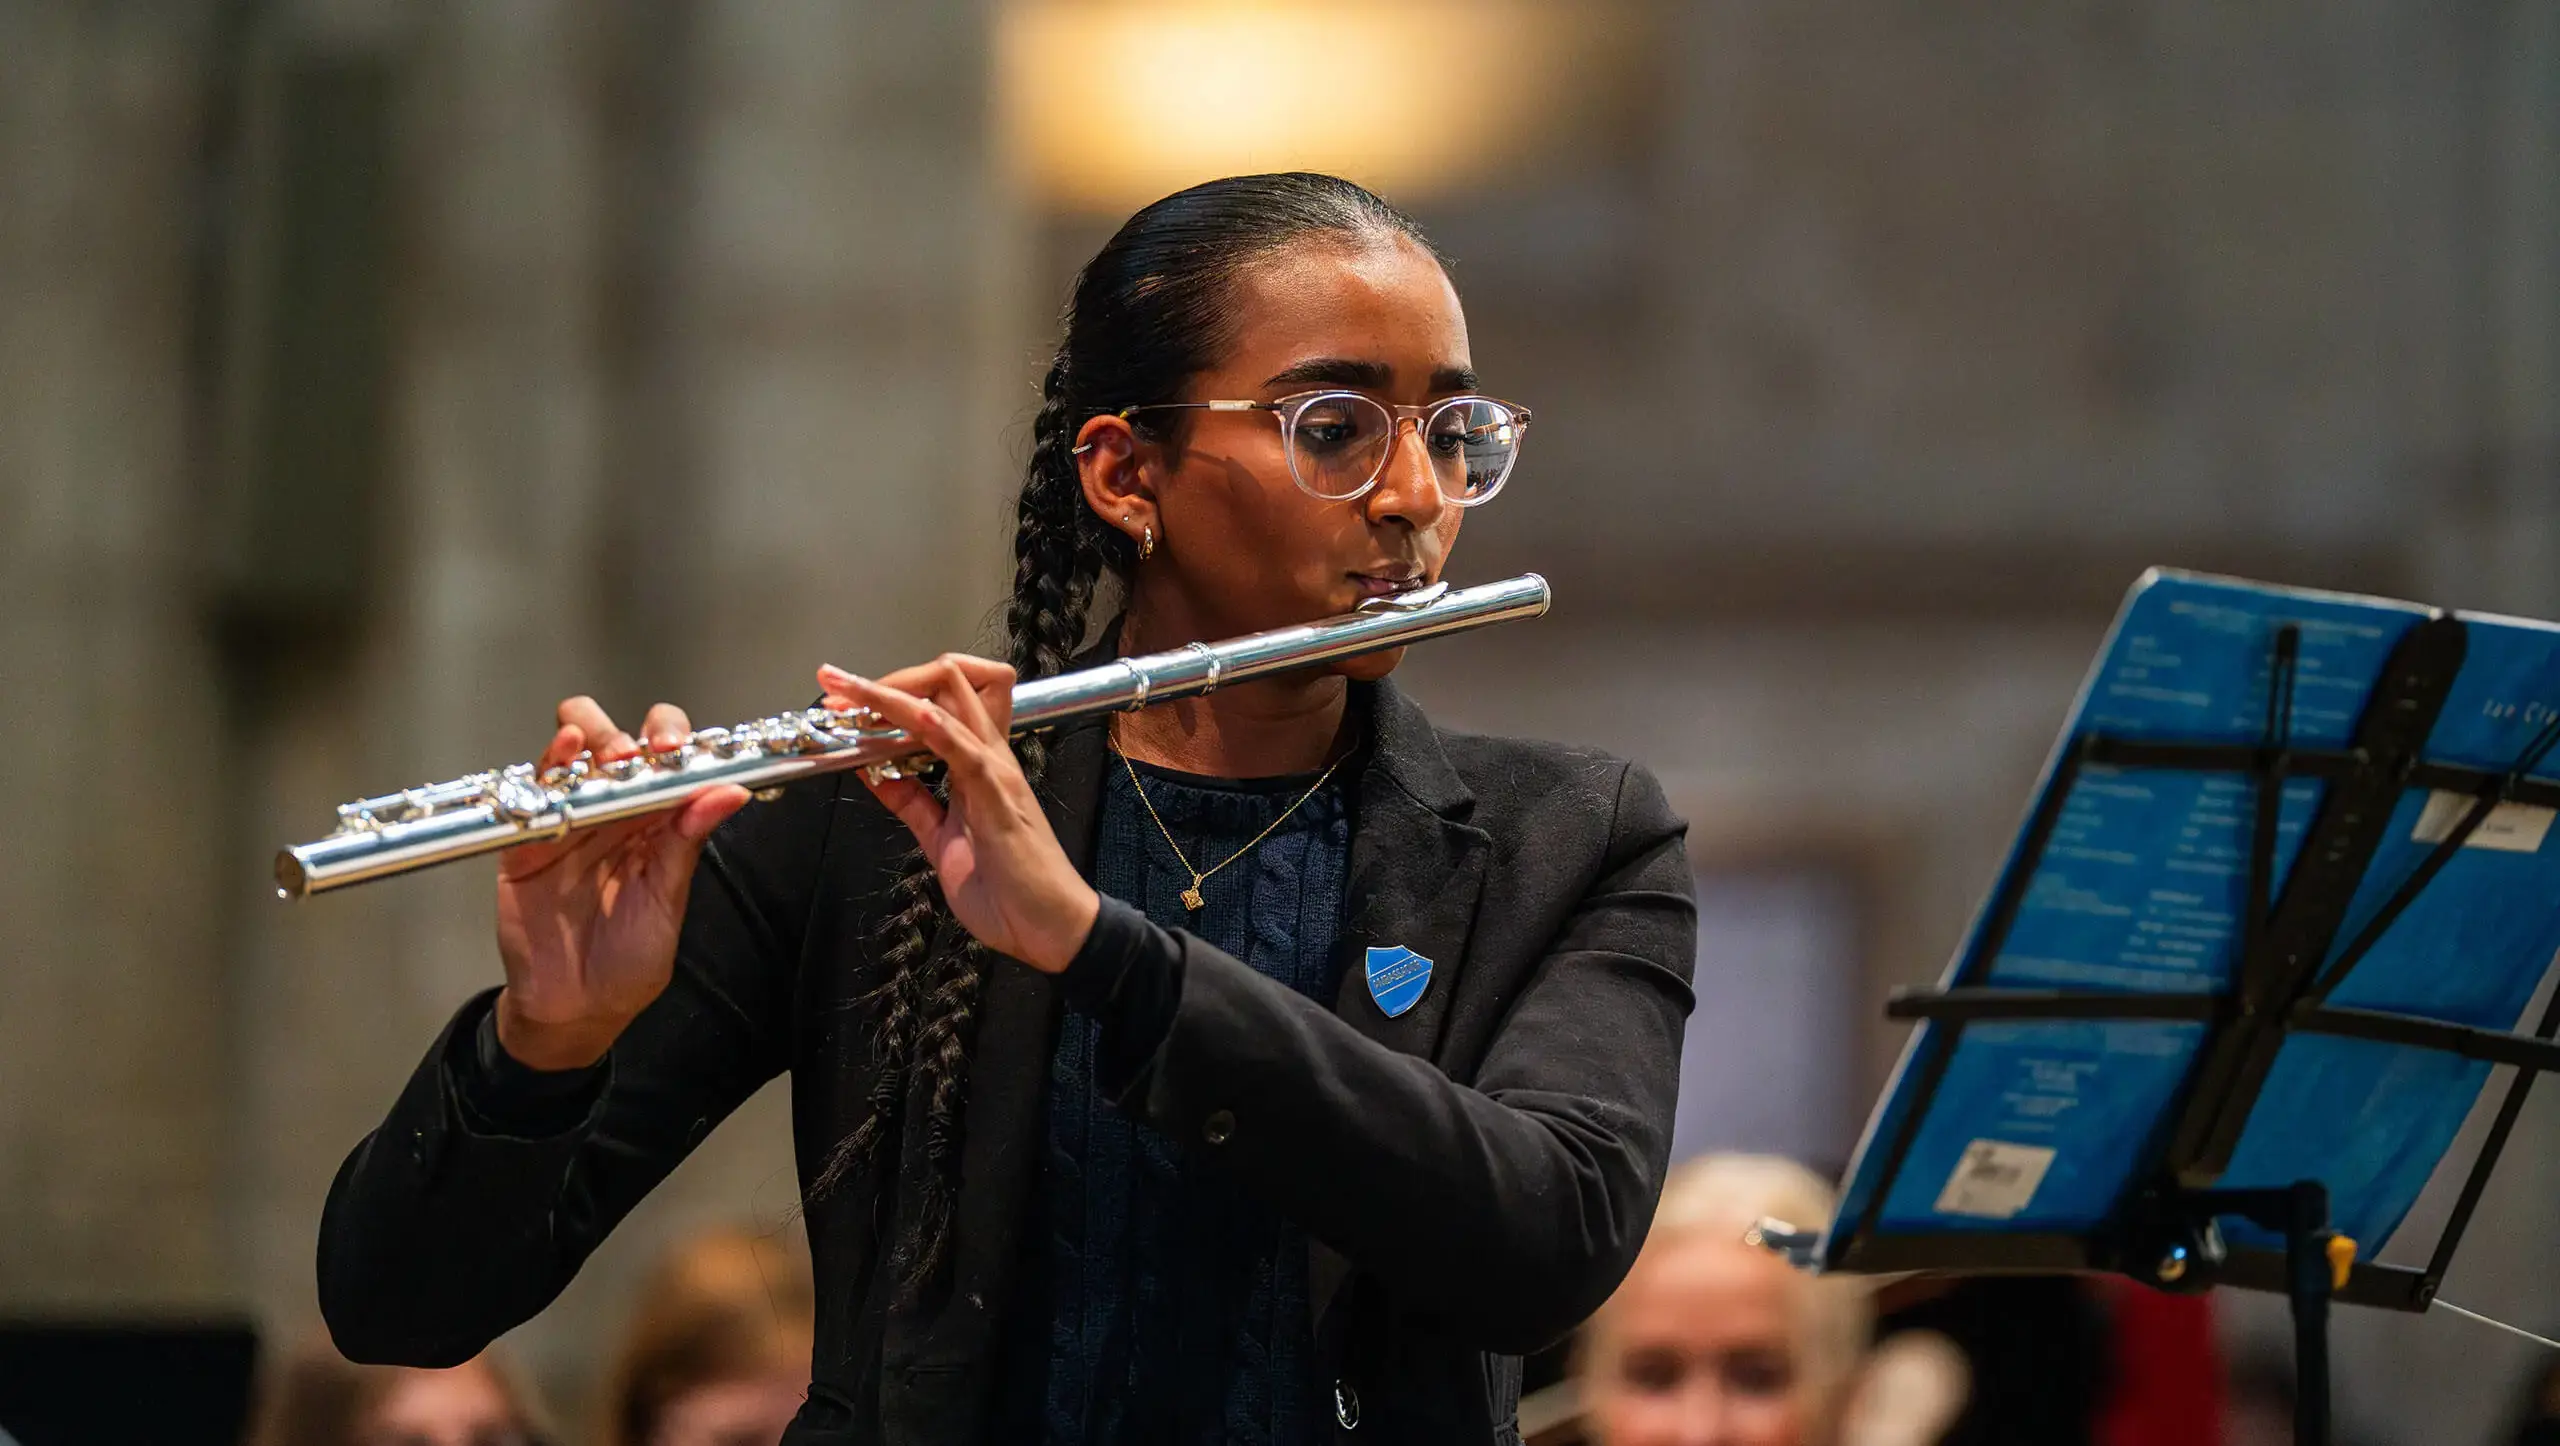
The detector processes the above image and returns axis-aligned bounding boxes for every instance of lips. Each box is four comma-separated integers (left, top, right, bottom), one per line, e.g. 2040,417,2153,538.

1349,568,1426,601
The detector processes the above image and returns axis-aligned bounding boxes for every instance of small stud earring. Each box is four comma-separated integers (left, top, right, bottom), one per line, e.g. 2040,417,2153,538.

1140,522,1155,560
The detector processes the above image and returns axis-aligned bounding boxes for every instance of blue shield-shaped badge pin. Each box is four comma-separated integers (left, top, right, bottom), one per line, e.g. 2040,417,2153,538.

1364,944,1434,1019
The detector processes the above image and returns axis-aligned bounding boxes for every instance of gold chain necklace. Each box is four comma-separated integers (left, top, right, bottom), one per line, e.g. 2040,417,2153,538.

1112,738,1348,914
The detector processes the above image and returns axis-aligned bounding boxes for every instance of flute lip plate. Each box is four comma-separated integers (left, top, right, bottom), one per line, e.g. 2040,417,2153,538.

1354,581,1451,612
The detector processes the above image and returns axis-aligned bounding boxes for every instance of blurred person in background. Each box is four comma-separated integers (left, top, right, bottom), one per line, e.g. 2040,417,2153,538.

1875,1276,2109,1446
249,1337,552,1446
315,171,1698,1444
2501,1357,2560,1446
604,1227,814,1446
2089,1276,2225,1446
1575,1154,1968,1446
2216,1346,2382,1446
2220,1350,2294,1446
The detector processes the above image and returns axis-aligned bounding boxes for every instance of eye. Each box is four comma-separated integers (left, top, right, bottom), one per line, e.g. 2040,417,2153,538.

1723,1347,1797,1399
1617,1346,1687,1396
1293,399,1368,452
1427,400,1513,463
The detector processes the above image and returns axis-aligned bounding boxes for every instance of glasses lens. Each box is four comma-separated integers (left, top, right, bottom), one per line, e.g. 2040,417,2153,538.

1285,392,1395,499
1426,398,1524,503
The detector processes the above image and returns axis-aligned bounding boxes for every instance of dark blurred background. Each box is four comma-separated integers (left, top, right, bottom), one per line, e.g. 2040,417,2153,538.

1,1,2554,1441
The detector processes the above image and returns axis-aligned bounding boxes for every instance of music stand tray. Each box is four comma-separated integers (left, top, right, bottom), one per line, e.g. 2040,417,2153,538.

1806,569,2560,1446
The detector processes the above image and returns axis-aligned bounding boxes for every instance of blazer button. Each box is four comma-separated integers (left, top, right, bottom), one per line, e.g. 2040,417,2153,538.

1333,1379,1361,1430
1201,1109,1235,1145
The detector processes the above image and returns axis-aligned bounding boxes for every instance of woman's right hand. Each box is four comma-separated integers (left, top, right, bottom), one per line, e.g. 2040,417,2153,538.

490,696,751,1071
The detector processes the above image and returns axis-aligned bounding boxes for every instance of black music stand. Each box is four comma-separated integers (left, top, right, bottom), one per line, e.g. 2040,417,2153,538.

1800,575,2560,1446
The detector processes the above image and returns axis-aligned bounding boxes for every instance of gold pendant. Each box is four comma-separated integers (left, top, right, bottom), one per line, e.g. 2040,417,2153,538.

1181,883,1205,911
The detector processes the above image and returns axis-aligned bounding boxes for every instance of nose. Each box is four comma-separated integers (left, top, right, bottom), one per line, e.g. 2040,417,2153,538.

1677,1381,1737,1446
1361,414,1448,531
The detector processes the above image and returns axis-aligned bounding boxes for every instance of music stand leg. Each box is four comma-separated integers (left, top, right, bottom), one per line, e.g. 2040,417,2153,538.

2280,1180,2336,1446
2169,1182,2341,1446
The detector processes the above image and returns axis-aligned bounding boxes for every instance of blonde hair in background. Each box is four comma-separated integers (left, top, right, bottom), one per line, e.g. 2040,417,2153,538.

245,1336,555,1446
602,1225,815,1446
1574,1155,1970,1446
1650,1153,1839,1238
1614,1154,1874,1399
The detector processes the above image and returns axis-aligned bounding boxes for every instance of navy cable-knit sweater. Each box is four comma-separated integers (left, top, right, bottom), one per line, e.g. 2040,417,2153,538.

993,752,1354,1445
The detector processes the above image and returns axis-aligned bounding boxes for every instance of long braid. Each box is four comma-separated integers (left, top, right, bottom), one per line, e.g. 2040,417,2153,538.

812,172,1441,1294
803,867,938,1203
809,360,1116,1280
1010,361,1118,691
900,360,1115,1282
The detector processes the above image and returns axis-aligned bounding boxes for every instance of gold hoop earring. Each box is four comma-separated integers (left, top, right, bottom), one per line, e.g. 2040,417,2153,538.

1139,522,1155,560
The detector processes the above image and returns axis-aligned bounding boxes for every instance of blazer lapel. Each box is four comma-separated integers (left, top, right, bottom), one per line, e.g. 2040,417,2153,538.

1333,678,1490,1056
1312,678,1490,1329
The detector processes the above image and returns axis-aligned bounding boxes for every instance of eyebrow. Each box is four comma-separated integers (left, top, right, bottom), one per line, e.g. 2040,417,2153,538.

1262,357,1482,394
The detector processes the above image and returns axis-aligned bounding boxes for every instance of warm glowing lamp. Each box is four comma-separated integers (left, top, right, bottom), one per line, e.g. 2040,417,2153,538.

997,0,1617,211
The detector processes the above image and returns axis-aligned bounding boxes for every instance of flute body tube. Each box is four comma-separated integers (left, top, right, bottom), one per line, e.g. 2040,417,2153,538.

275,573,1550,899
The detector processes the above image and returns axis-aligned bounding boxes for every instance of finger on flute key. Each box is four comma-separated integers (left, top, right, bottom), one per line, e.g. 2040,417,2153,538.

557,695,635,761
918,657,1000,743
639,701,692,752
822,672,971,769
538,723,585,771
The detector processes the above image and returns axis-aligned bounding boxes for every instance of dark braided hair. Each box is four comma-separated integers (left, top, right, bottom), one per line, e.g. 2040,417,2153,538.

812,172,1442,1291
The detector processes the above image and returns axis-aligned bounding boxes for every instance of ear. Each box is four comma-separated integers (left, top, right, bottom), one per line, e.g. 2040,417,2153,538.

1074,413,1155,553
1835,1330,1971,1446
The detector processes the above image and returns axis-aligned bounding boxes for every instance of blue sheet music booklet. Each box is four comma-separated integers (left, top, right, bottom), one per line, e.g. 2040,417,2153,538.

1822,569,2560,1305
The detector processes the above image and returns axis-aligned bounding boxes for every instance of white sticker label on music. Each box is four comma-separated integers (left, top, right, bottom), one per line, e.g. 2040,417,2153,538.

1933,1139,2057,1220
2411,791,2555,853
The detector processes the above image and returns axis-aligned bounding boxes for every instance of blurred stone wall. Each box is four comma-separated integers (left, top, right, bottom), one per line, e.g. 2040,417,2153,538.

0,0,231,1315
220,0,1014,1416
0,0,1014,1423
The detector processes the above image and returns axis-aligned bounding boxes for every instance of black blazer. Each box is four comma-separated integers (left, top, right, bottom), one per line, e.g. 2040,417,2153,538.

318,678,1698,1444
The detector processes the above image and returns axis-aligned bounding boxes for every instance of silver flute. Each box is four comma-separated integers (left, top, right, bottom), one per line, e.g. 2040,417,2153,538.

276,573,1550,899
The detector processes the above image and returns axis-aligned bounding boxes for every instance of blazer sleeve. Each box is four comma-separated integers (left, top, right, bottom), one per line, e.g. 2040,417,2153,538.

1113,759,1698,1354
315,777,842,1366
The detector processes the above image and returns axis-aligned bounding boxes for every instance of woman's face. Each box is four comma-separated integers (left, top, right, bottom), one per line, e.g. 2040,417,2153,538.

1586,1237,1834,1446
648,1373,806,1446
1091,231,1476,678
357,1361,530,1446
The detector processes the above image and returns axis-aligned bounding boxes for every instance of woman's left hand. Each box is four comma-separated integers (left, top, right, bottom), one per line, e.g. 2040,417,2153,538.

818,655,1100,974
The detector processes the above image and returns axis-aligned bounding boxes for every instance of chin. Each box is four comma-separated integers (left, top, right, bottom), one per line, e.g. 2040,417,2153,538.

1332,647,1405,683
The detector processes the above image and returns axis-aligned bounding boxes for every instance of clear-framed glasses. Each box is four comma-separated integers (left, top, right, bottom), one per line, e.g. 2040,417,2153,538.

1105,390,1531,506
